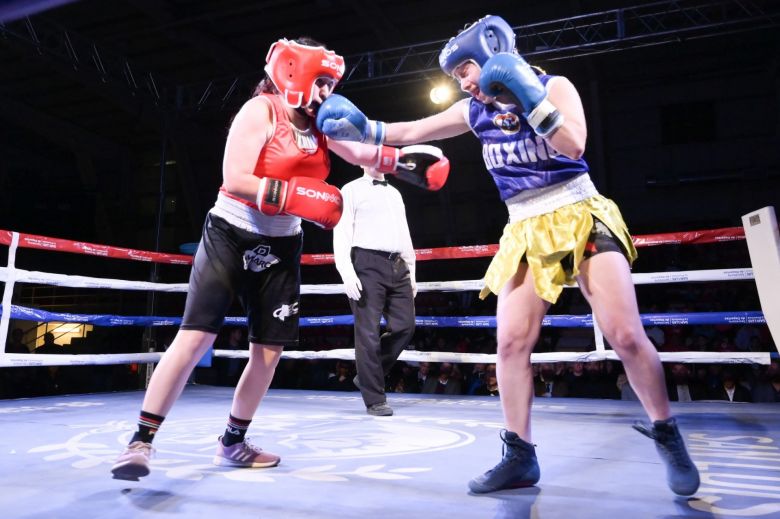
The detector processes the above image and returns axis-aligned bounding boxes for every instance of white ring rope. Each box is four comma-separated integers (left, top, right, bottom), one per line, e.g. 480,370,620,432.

0,266,757,294
0,349,770,368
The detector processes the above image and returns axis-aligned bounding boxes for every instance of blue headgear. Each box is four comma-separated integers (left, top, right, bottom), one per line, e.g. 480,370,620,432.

439,15,516,76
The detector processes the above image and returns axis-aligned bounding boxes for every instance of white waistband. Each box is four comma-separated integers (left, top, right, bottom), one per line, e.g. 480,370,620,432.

209,193,301,237
505,173,599,223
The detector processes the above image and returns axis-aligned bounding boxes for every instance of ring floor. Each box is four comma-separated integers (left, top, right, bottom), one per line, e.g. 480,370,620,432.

1,386,779,519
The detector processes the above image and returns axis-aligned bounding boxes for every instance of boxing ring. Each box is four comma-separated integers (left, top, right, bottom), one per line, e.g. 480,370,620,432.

1,207,779,518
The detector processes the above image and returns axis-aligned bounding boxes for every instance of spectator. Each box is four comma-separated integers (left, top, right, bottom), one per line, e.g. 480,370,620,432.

565,362,588,398
475,369,499,397
533,363,569,398
35,332,64,354
579,361,612,399
6,328,30,354
689,334,710,352
391,377,407,393
666,363,707,402
466,363,488,395
32,332,67,394
325,361,358,392
734,325,761,352
709,369,752,402
705,364,725,393
714,336,736,353
422,362,462,395
454,335,471,353
408,361,431,393
752,361,780,403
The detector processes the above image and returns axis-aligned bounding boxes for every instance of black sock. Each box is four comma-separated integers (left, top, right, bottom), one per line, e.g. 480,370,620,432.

130,410,165,444
222,414,252,446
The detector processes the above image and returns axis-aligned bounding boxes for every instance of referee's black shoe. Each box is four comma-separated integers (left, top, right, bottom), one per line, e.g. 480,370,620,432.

366,402,393,416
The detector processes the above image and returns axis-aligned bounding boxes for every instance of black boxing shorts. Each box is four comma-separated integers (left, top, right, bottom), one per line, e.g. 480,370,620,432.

181,213,302,347
582,217,626,259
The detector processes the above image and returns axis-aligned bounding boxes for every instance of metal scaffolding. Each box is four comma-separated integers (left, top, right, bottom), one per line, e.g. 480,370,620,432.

1,0,778,113
179,0,780,110
341,0,779,85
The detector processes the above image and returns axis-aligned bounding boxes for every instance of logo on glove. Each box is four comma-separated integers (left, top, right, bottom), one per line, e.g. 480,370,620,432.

294,186,341,204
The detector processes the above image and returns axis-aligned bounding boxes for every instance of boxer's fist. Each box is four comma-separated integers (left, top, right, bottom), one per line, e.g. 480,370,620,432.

479,53,563,137
258,176,343,230
376,145,450,191
316,94,385,145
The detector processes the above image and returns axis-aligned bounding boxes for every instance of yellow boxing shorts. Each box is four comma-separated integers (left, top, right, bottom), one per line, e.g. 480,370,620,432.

480,195,638,304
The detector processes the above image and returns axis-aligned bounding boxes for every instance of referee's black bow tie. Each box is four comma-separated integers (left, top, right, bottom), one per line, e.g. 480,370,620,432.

372,179,388,186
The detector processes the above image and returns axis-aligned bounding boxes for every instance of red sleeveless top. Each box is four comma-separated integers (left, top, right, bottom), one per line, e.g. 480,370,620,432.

220,93,330,207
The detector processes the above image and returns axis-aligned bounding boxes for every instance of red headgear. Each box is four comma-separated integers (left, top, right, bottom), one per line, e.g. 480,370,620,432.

264,39,345,108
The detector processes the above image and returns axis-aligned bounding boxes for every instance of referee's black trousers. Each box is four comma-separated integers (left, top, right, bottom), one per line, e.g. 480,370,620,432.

349,247,415,407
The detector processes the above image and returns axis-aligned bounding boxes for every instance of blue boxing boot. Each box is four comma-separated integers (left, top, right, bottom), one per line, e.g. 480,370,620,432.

468,430,540,494
633,417,700,496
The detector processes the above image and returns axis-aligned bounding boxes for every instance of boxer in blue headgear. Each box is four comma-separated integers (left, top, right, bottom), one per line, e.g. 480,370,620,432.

316,14,700,497
438,15,516,76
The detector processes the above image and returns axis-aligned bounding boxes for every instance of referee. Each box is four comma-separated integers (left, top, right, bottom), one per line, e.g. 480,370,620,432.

333,166,417,416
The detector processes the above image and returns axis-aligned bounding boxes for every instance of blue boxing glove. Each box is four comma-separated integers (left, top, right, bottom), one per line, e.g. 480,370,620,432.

479,53,564,138
316,94,386,145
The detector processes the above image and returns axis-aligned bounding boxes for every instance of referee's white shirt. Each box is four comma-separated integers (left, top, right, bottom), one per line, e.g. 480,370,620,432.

333,173,415,283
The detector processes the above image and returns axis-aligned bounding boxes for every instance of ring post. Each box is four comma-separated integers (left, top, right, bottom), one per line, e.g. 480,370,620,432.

741,206,780,354
0,232,20,356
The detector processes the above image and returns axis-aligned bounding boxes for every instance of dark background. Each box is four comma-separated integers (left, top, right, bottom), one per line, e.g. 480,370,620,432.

0,0,778,280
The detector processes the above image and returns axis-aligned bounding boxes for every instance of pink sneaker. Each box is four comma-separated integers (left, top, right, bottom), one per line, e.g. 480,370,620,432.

111,441,154,480
213,436,280,468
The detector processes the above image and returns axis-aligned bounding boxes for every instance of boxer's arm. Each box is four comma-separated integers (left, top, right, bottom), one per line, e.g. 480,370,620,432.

318,94,470,147
222,97,273,200
544,77,587,160
326,139,385,167
383,99,471,145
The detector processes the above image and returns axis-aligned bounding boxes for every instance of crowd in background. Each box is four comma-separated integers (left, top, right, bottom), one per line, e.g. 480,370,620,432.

1,314,778,402
185,311,779,403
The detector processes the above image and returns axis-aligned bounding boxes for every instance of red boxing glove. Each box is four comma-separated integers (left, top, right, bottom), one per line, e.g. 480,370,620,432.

258,176,343,230
375,144,450,191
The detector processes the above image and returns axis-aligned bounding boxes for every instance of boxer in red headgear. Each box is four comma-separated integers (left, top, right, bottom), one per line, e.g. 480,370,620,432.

111,37,450,481
264,38,345,110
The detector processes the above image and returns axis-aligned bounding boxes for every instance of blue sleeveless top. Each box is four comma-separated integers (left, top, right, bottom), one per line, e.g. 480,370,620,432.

468,74,589,201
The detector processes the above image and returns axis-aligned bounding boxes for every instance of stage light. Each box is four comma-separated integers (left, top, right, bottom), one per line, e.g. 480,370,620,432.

430,85,453,104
